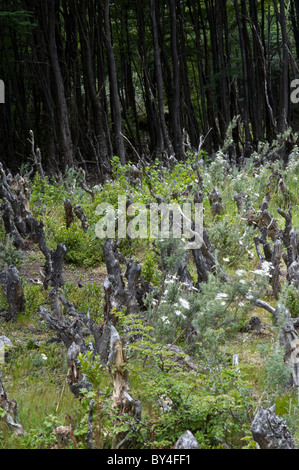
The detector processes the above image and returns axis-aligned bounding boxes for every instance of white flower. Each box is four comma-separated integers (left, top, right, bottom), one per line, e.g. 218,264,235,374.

251,261,272,277
215,293,228,300
236,270,246,277
240,280,247,285
175,310,182,316
245,294,254,300
238,302,245,307
179,298,190,310
161,316,170,325
41,353,48,361
223,258,230,262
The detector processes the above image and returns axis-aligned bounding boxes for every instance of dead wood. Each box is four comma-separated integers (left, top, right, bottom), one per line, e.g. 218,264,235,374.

174,430,200,449
0,373,24,434
251,405,295,449
64,198,75,229
0,266,25,322
74,204,89,232
209,187,224,217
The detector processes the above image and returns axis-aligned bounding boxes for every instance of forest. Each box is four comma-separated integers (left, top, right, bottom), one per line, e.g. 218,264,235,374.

0,0,299,452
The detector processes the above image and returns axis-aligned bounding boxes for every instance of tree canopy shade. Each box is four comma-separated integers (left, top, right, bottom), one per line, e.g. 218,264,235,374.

0,0,299,174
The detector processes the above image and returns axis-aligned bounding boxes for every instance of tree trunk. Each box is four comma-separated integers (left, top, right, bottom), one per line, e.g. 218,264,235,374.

103,0,126,165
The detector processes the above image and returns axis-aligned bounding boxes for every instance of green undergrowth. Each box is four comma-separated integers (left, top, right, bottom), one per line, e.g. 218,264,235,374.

1,145,299,448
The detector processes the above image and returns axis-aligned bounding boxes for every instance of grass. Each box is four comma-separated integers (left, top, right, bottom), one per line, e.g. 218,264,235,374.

1,151,299,448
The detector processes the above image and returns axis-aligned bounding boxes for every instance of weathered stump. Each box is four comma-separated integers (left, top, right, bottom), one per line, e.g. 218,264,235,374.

251,405,295,449
0,266,25,322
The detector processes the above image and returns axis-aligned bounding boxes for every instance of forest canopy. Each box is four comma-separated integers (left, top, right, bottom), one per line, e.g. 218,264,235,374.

1,0,299,175
1,0,299,453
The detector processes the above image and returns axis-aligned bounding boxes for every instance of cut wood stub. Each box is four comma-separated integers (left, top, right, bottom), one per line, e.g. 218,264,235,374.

209,187,224,217
43,243,67,289
64,198,74,229
251,405,295,449
108,325,140,416
74,204,89,232
0,266,25,322
67,342,90,398
174,430,200,449
281,321,299,387
0,373,24,434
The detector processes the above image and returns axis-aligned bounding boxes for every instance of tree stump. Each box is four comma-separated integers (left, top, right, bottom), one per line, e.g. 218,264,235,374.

251,405,295,449
0,266,25,322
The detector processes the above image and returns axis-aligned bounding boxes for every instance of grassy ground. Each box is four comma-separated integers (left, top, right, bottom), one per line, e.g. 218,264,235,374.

1,150,299,448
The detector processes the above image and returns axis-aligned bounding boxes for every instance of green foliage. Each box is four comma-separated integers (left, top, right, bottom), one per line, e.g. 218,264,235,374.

258,341,293,401
208,213,256,266
285,284,299,318
19,414,60,449
0,10,35,32
50,222,104,266
141,251,161,287
0,236,23,271
66,282,104,321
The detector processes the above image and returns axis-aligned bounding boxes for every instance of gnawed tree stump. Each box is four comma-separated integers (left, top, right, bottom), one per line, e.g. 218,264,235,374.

39,305,90,397
281,320,299,387
74,204,89,232
0,266,25,322
27,130,45,180
0,373,24,434
67,342,91,398
255,300,299,387
234,191,245,212
174,430,200,449
79,168,95,202
0,164,67,289
64,198,74,229
177,252,193,287
271,240,282,299
209,187,224,217
245,316,263,334
253,199,299,296
192,227,229,286
251,405,295,449
108,325,142,448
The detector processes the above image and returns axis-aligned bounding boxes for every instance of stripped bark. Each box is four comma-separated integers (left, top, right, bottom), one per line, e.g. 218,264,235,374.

108,325,142,448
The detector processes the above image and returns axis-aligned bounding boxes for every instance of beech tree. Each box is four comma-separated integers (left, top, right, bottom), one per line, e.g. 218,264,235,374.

0,0,299,173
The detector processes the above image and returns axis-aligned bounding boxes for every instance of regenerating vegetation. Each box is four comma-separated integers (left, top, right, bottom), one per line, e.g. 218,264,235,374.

1,131,299,450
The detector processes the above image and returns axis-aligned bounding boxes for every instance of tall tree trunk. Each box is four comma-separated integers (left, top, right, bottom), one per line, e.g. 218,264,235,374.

46,0,73,169
234,0,253,157
169,0,183,160
149,0,174,158
103,0,126,165
76,0,111,176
